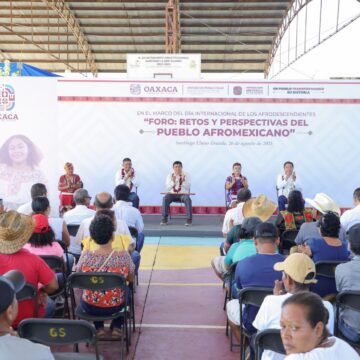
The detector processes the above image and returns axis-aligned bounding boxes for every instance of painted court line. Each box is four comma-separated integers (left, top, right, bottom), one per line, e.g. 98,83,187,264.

136,324,226,330
139,282,222,286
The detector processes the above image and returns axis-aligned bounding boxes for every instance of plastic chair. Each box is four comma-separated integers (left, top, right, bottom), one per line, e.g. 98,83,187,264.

17,283,38,318
67,224,80,237
315,260,347,279
223,261,239,342
254,329,286,360
238,287,273,359
18,318,103,360
66,224,81,262
280,230,298,253
67,272,130,359
40,255,70,318
128,225,139,288
335,290,360,348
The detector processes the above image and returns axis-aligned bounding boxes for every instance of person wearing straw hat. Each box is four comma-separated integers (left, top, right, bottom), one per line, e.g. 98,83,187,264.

0,270,55,359
0,211,58,328
251,253,334,360
294,193,346,245
242,194,277,221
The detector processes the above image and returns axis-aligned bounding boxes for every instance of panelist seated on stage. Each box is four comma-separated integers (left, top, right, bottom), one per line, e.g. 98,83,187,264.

161,161,192,226
225,162,248,206
276,161,301,211
115,157,140,209
58,162,82,216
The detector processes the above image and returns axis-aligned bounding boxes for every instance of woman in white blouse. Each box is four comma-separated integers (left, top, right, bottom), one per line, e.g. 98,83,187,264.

280,292,359,359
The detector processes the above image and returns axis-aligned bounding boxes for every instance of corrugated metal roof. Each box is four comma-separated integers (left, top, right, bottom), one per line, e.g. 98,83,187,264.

0,0,292,75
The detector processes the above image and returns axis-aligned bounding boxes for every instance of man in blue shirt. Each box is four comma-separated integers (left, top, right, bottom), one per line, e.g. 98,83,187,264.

226,222,284,342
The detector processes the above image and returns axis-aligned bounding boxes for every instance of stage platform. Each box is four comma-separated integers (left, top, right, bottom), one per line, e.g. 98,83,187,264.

143,214,224,237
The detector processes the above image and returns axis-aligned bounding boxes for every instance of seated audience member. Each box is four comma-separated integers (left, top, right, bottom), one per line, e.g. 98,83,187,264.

17,182,47,215
31,196,70,247
225,162,249,206
58,162,82,216
113,185,145,252
276,190,312,237
24,214,65,287
226,222,284,342
76,215,135,338
0,270,55,360
253,253,334,360
220,188,252,255
298,211,349,297
24,214,64,258
335,223,360,342
224,194,276,256
212,217,261,281
161,161,192,226
280,292,359,359
63,188,95,255
242,194,277,222
341,187,360,231
295,193,346,245
76,192,132,249
81,209,140,273
276,161,301,211
115,157,140,209
0,211,58,327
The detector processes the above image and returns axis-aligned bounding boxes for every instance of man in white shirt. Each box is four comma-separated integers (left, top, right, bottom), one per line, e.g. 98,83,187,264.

220,188,252,255
252,253,334,360
17,183,47,215
114,157,140,209
63,188,95,255
0,270,54,359
76,191,132,247
276,161,301,211
161,161,192,226
113,185,145,252
340,187,360,231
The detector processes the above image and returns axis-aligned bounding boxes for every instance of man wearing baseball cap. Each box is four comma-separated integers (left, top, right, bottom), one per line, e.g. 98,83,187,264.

335,223,360,342
226,222,284,342
295,193,346,245
0,270,54,359
252,253,334,360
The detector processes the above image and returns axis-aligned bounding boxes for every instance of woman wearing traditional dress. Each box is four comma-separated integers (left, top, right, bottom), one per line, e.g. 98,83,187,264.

58,162,82,216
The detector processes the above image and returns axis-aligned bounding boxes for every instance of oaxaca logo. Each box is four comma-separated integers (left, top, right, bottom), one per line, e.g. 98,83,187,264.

130,84,141,95
0,84,15,111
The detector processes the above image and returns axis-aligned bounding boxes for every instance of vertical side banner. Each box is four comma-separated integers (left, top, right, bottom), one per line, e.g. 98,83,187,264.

0,78,58,212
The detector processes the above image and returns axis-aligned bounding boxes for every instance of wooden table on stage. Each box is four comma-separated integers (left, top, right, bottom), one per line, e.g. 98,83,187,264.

160,192,195,195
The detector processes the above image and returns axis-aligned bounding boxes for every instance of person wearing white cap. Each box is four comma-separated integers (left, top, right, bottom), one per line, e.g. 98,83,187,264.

340,187,360,231
252,253,334,360
294,193,346,245
0,270,54,359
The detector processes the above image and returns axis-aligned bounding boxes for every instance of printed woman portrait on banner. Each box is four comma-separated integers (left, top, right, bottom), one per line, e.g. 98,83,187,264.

0,134,47,209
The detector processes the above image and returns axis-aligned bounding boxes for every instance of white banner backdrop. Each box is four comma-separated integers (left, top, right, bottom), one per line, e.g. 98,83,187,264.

0,78,59,212
57,80,360,208
1,78,359,211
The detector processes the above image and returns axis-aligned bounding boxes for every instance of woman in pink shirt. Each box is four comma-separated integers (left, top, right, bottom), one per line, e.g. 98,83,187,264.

24,214,64,258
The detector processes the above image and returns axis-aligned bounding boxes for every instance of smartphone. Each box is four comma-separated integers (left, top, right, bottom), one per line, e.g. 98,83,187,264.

0,199,3,206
